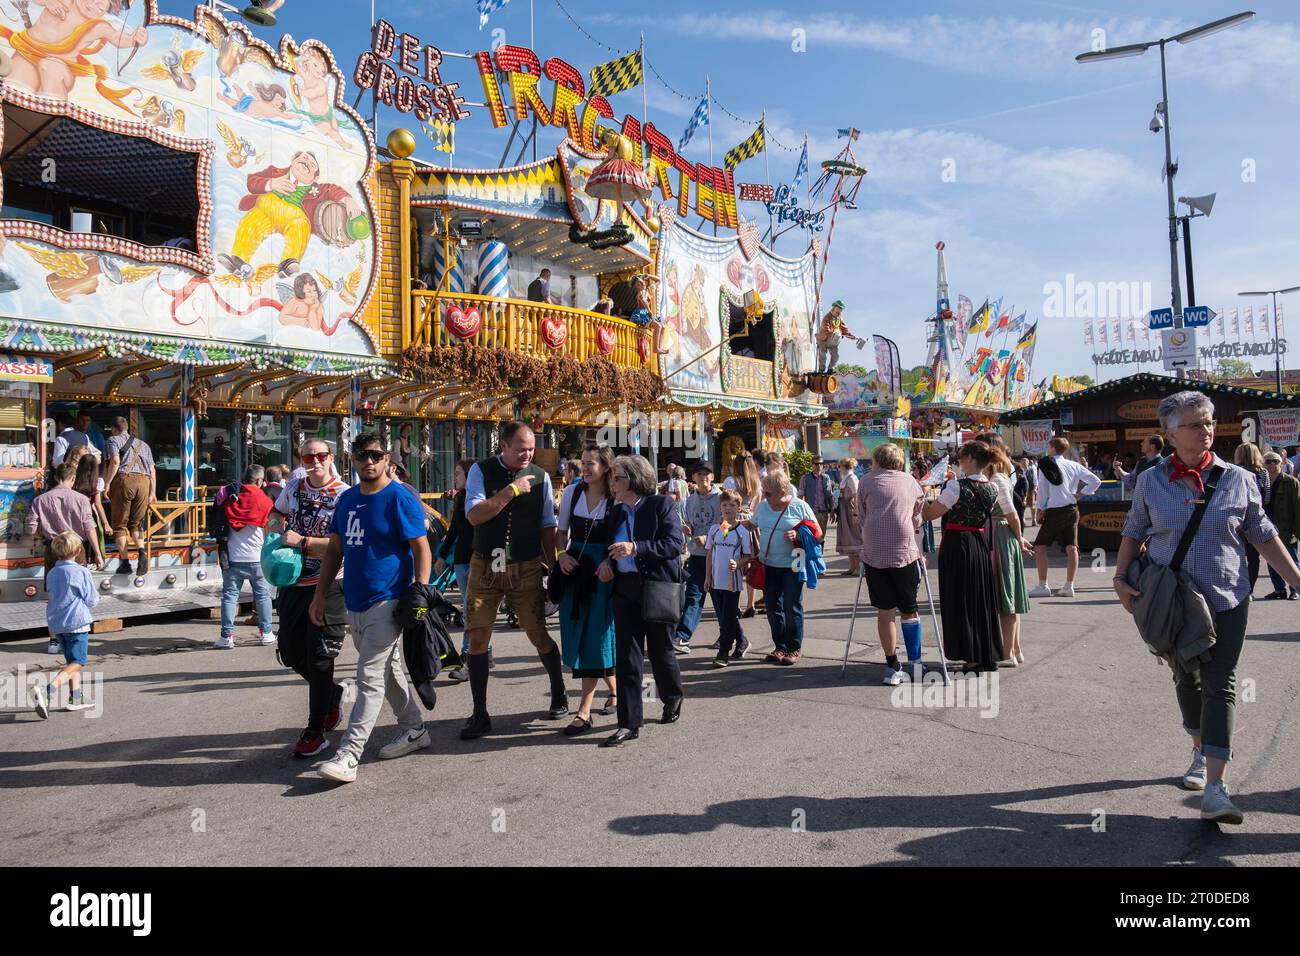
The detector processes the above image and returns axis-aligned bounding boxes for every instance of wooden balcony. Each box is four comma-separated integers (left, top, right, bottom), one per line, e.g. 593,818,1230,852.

410,291,659,374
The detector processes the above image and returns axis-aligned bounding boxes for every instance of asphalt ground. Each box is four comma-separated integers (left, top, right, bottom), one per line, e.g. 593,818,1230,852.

2,533,1298,867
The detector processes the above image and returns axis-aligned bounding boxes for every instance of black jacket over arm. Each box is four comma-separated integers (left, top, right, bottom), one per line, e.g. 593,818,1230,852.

610,494,684,583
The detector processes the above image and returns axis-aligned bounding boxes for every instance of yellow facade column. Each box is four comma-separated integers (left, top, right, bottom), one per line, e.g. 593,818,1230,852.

385,129,419,352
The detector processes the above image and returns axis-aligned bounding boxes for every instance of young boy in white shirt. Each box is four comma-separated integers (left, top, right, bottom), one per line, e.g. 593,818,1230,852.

705,489,753,667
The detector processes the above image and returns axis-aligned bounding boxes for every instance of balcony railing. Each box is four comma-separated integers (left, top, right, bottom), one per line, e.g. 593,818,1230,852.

411,291,658,374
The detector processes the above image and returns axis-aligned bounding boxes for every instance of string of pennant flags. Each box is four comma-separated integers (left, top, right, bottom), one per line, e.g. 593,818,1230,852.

544,0,801,153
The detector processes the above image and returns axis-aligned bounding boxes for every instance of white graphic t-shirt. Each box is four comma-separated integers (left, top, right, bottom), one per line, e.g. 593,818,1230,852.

274,474,350,586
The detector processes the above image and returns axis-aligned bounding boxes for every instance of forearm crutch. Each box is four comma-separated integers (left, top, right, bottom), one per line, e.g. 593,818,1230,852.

839,563,867,678
919,556,951,685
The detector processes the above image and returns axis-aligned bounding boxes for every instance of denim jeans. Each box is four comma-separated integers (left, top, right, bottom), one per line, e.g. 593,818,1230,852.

674,554,708,643
763,564,805,652
1267,541,1298,596
221,561,273,637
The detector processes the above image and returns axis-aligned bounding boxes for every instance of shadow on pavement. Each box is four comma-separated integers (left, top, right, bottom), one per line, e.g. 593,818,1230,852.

605,785,1300,865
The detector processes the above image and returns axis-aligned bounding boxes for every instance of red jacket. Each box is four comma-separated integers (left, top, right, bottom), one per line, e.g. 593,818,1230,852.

238,165,352,225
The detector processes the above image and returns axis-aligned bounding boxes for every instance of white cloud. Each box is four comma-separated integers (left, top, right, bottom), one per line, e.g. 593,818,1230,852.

595,11,1300,100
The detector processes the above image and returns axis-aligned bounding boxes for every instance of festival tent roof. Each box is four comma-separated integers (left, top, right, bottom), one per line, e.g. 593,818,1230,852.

999,372,1300,423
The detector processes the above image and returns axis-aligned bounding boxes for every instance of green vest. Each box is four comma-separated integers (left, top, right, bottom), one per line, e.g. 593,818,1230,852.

472,457,546,562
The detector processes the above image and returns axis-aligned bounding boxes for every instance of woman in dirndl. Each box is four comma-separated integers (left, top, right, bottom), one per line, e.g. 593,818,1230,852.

922,440,1004,673
836,457,862,575
553,445,619,735
976,432,1033,666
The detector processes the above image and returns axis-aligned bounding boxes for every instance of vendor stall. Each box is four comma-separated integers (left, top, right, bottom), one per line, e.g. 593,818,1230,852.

1000,372,1300,550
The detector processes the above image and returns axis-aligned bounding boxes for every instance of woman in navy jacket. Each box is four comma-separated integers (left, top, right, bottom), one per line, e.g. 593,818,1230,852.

598,454,686,747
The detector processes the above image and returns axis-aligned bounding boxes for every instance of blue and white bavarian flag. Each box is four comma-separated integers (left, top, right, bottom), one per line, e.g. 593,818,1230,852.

790,141,808,192
477,0,510,29
678,96,710,152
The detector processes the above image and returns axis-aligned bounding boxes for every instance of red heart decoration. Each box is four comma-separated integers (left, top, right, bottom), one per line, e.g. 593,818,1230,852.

597,326,616,354
755,266,770,294
726,258,742,287
541,315,567,349
638,334,650,362
445,305,481,340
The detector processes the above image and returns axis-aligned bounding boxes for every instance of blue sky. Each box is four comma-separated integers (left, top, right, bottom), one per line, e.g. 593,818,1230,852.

211,0,1300,382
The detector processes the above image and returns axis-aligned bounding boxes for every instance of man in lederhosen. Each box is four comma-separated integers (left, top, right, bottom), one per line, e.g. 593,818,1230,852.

460,421,567,739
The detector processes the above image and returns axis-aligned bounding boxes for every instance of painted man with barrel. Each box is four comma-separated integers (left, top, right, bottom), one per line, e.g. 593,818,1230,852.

815,300,862,373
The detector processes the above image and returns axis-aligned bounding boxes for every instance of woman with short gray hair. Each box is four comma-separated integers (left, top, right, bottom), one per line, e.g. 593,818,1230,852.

599,455,685,746
1115,390,1300,824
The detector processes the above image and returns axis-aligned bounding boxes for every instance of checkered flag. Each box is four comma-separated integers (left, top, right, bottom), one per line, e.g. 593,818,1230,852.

589,50,643,98
724,122,765,170
678,96,710,152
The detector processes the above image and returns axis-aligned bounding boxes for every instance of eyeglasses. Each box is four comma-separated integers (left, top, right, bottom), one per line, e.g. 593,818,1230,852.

1178,420,1216,431
353,450,387,464
301,452,331,464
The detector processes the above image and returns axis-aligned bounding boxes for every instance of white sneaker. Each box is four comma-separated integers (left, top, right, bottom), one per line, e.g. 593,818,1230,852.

1015,650,1025,664
31,684,49,719
317,753,359,783
1055,583,1076,597
259,631,278,646
1028,583,1053,598
379,725,430,760
881,666,904,686
447,665,469,682
46,639,61,655
1181,746,1207,791
214,634,235,650
1200,780,1244,825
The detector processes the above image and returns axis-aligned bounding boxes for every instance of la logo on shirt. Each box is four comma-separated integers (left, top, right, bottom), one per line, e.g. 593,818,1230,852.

345,511,365,547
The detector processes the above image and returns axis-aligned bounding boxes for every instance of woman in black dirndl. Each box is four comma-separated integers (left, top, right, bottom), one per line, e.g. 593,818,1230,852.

922,441,1003,673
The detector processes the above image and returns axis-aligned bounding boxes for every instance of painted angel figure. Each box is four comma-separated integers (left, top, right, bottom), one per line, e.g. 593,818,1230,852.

1,0,147,110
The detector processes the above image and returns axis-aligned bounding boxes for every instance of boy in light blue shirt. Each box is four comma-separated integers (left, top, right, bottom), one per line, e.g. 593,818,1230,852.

31,532,99,718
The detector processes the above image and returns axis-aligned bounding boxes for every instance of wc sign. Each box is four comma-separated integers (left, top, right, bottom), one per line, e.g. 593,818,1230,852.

1147,308,1174,331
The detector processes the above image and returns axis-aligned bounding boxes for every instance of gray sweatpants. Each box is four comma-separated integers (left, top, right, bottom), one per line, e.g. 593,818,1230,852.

336,599,424,762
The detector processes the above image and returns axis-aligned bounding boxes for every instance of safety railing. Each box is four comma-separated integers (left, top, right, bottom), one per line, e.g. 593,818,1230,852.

411,291,658,374
145,501,209,550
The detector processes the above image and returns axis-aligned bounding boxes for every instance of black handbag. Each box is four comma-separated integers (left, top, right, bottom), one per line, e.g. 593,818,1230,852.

642,578,685,625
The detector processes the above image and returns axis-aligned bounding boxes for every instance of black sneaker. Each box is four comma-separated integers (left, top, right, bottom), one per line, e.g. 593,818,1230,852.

731,639,751,660
116,559,133,576
460,712,493,740
711,655,729,668
135,556,149,576
547,692,570,720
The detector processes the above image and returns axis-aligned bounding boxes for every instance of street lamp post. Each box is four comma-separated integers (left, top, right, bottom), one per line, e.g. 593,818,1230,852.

1239,286,1300,393
1077,11,1255,380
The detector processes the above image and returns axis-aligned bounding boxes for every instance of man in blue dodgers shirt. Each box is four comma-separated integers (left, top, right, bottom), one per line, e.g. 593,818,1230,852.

313,432,432,784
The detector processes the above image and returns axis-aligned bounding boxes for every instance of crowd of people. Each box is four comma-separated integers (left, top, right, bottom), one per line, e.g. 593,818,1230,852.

23,396,1298,823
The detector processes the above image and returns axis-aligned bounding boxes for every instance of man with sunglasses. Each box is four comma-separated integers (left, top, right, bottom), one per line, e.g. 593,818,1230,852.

459,420,566,740
313,434,432,784
270,438,354,758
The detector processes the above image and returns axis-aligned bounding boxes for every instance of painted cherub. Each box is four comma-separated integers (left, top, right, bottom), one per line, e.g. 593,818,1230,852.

2,0,147,105
277,273,325,331
219,81,290,120
293,46,350,149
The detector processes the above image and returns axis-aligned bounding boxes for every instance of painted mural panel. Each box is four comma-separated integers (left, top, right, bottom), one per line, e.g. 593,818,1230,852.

656,214,817,400
0,2,377,357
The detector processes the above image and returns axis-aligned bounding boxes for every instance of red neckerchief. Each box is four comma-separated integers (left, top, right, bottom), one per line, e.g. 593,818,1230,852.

1169,452,1213,494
